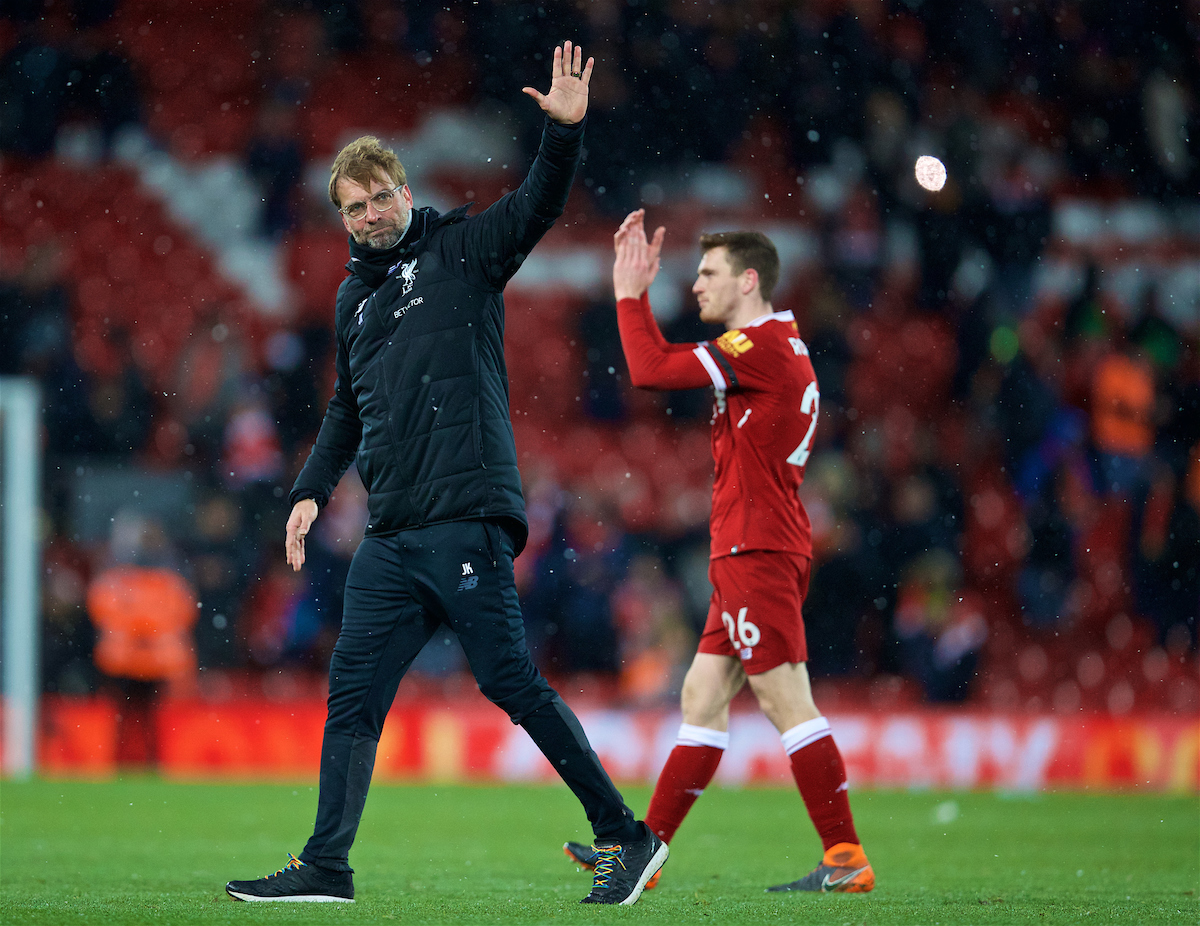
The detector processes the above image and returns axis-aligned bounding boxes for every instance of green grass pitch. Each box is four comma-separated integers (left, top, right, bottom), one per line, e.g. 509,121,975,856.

1,778,1196,924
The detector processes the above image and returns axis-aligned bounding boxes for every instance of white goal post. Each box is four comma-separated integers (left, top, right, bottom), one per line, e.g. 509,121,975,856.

1,376,41,779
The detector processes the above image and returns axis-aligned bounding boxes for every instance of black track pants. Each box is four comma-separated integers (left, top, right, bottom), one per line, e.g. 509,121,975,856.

299,520,638,871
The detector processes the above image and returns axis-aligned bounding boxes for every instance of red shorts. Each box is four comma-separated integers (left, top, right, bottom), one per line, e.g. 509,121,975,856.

697,550,811,674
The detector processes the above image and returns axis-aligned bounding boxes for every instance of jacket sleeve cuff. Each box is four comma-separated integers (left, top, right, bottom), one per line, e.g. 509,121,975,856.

288,489,327,510
541,114,586,150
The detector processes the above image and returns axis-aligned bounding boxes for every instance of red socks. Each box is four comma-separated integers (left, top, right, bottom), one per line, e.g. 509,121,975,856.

644,723,727,843
782,716,859,850
645,717,860,852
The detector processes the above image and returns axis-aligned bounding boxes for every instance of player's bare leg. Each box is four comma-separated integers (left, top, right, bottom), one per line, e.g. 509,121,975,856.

645,655,744,843
679,653,746,730
748,661,874,893
744,660,821,731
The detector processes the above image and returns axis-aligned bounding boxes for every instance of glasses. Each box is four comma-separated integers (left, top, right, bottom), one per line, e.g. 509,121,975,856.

339,186,404,220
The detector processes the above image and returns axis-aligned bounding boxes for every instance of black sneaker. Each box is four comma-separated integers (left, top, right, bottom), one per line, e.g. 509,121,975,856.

225,853,355,903
579,823,668,905
564,840,663,889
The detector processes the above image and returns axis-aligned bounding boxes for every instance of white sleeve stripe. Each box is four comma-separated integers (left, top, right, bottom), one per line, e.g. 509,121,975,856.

676,723,730,749
693,345,726,391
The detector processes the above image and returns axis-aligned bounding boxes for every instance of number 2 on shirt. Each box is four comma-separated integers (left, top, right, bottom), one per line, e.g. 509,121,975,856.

786,381,820,468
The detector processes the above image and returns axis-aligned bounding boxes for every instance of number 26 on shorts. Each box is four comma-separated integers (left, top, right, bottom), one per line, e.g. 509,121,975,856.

787,381,820,468
721,606,761,649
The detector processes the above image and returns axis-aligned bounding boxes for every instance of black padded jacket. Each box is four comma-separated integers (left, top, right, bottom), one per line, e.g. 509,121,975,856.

289,117,585,555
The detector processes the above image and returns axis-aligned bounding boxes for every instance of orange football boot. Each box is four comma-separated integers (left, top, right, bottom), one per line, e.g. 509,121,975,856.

766,842,874,893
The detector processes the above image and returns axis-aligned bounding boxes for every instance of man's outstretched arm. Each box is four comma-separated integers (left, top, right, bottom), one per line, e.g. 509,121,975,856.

613,211,711,391
453,42,594,287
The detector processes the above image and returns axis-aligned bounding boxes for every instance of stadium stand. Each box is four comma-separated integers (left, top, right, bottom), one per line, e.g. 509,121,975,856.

1,0,1196,741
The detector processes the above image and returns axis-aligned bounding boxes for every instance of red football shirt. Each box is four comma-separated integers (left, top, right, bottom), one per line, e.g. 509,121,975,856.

617,293,818,560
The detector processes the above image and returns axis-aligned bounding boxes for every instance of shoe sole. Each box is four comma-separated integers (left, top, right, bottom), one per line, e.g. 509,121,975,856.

226,888,354,903
618,841,669,906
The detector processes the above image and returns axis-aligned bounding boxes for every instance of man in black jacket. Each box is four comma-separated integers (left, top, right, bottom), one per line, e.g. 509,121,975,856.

225,42,666,906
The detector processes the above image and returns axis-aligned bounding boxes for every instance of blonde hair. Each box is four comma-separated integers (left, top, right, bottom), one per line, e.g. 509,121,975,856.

328,136,407,207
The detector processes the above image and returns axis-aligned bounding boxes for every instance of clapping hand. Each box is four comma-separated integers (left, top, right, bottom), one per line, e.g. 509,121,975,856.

612,209,666,301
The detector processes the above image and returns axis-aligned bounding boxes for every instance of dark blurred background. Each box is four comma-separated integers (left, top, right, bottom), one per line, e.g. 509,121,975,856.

2,0,1197,720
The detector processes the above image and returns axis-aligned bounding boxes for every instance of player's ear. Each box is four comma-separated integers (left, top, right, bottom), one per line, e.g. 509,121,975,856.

741,267,759,296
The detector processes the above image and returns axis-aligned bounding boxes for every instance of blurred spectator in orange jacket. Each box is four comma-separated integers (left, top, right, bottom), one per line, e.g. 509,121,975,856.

86,560,199,766
1091,351,1155,496
87,565,198,684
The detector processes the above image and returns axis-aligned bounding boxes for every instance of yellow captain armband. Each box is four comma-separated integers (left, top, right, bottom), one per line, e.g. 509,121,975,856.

715,330,754,357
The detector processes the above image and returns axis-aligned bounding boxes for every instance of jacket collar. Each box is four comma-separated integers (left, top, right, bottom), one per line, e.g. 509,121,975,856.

346,204,471,289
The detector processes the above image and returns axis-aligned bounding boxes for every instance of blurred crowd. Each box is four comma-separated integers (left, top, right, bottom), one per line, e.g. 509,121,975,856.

1,0,1197,714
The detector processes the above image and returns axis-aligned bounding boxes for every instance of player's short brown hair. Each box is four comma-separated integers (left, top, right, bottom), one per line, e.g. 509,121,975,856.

699,231,780,303
328,136,407,208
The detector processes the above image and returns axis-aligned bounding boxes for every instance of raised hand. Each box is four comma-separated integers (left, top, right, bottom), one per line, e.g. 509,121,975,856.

522,41,593,125
613,209,666,301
